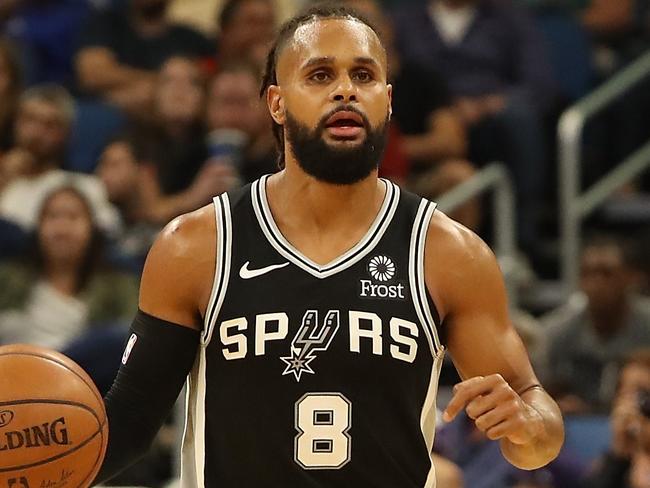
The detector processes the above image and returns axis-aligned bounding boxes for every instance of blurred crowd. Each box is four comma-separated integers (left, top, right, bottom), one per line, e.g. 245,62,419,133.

1,0,650,486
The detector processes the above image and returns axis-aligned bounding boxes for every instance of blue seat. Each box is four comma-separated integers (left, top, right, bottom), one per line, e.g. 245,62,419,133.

563,415,611,464
536,10,595,102
67,99,126,174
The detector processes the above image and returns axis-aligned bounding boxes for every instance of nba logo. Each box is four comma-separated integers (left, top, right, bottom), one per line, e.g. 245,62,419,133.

122,334,138,365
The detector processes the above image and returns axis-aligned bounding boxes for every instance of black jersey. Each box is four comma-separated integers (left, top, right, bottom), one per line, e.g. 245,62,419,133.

181,175,444,487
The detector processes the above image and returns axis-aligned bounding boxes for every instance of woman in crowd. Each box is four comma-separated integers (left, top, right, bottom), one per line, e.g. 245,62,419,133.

0,184,138,350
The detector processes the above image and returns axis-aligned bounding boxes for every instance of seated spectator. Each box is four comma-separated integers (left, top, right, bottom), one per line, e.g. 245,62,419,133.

216,0,277,71
0,84,120,234
95,135,160,272
133,55,238,223
75,0,214,115
393,0,556,253
142,55,210,196
0,38,21,154
0,185,138,350
581,349,650,488
544,235,650,413
208,62,278,182
0,0,93,86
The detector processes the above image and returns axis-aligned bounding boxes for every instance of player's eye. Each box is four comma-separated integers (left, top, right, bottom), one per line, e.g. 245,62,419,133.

309,71,332,83
352,70,373,83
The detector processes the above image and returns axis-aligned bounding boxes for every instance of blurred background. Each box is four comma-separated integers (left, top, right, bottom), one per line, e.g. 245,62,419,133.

1,0,650,486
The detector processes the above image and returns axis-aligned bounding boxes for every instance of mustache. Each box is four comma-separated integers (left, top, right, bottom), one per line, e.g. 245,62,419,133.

317,105,370,131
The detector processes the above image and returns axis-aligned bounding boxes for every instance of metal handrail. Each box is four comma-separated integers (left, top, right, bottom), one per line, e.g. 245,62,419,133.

437,162,518,301
559,50,650,292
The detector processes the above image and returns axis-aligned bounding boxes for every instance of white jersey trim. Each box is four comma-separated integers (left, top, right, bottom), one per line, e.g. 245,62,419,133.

180,349,207,487
203,193,233,346
409,199,442,357
421,351,444,488
251,175,400,279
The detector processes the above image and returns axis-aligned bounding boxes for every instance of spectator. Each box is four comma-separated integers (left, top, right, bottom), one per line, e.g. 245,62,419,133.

0,0,92,86
0,38,22,154
581,349,650,488
75,0,214,115
95,135,160,273
544,235,650,413
0,185,138,350
207,62,277,182
133,55,238,223
393,0,556,252
0,84,120,234
143,55,210,196
216,0,277,70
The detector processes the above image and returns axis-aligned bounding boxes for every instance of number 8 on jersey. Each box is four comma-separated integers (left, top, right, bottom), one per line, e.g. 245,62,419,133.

295,393,352,469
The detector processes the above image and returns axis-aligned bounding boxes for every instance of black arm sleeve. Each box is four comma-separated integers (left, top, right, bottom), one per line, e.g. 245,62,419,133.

93,309,200,484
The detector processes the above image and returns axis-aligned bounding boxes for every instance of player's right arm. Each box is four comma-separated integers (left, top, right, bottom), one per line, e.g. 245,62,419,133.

93,205,217,484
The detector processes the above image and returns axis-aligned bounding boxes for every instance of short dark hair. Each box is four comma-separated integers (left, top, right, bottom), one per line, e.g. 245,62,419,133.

582,233,640,269
218,0,272,31
259,3,384,168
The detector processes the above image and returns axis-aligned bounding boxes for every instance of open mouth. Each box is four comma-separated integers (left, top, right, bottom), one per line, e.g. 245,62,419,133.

325,111,365,138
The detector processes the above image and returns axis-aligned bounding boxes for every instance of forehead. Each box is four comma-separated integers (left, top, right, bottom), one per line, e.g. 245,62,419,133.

211,72,257,95
582,245,624,266
278,18,386,78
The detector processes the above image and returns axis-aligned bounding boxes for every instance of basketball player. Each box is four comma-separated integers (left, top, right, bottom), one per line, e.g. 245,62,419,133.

93,5,564,486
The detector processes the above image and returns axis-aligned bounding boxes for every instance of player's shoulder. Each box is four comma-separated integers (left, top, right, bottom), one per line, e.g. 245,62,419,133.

426,208,495,266
424,209,506,319
146,204,216,270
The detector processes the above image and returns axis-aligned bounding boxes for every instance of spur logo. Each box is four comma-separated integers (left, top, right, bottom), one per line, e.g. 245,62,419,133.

281,310,340,382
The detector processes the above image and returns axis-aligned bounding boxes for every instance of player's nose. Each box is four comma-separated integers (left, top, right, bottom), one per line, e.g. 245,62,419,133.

331,76,357,103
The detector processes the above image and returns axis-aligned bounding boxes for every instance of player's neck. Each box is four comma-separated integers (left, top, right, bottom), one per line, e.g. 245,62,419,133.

271,166,382,222
265,167,385,264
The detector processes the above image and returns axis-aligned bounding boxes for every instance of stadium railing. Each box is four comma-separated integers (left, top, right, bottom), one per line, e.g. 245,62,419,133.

437,162,518,303
558,49,650,293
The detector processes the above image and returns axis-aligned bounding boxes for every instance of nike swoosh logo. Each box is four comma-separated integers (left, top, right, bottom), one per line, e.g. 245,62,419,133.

239,261,290,279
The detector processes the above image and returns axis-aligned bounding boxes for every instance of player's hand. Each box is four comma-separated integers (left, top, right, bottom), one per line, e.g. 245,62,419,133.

442,374,544,445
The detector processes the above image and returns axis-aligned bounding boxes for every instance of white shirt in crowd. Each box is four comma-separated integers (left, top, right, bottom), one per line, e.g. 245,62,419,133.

429,1,478,46
0,170,121,235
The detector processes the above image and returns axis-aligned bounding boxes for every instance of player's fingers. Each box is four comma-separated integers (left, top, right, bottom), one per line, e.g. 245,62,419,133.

484,419,513,441
474,402,518,433
465,394,495,420
443,376,494,422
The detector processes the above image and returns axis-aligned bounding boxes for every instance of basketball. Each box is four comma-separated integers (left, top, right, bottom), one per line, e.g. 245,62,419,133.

0,344,108,488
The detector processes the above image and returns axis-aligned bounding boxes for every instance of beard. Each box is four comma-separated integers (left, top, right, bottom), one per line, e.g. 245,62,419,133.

284,106,389,185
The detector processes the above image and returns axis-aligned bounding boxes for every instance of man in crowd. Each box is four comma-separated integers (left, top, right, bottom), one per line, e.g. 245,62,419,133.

0,84,119,235
75,0,213,115
544,236,650,412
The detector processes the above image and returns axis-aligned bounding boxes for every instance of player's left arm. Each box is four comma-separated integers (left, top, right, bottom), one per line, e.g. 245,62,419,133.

425,212,564,470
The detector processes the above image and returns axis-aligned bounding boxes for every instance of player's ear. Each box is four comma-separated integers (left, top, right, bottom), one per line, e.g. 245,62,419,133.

267,85,286,125
387,83,393,120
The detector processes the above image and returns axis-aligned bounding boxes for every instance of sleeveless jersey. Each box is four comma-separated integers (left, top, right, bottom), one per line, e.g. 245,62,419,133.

181,175,444,487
